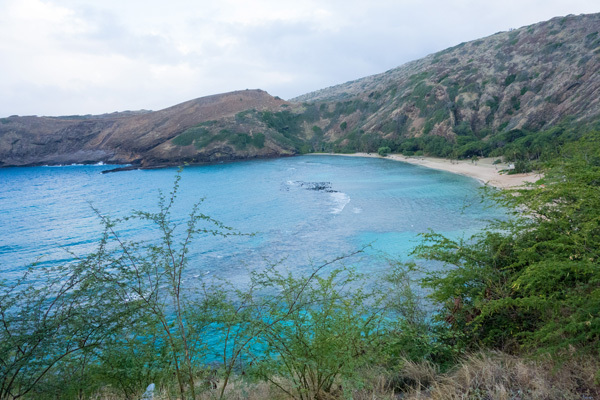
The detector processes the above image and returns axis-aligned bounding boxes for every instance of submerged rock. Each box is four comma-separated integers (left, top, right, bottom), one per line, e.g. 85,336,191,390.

294,181,338,192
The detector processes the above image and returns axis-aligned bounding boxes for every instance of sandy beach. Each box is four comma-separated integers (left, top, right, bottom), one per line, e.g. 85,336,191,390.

309,153,542,189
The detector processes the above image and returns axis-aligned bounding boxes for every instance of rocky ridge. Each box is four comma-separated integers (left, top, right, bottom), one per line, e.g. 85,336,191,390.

0,90,290,167
1,13,599,168
290,13,600,148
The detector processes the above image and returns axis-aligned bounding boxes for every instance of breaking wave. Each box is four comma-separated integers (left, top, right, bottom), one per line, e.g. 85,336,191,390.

330,192,350,214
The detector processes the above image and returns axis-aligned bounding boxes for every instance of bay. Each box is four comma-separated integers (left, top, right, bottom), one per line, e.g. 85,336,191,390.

0,155,502,284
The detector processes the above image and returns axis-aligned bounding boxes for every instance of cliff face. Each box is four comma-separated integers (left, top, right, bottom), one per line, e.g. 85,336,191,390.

2,13,599,168
292,13,600,144
0,90,291,167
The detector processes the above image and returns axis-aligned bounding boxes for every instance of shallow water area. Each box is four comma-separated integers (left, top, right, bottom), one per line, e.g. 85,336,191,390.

0,156,503,285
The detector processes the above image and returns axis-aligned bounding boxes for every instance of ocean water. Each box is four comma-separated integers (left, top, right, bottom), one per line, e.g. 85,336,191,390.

0,155,502,285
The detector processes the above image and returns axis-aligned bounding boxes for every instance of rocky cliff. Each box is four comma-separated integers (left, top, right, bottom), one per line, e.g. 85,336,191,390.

0,90,291,167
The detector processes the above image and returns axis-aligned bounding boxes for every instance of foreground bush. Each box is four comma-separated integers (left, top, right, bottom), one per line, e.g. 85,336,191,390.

415,134,600,356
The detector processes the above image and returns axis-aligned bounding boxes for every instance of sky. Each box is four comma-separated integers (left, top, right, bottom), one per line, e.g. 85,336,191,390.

0,0,598,117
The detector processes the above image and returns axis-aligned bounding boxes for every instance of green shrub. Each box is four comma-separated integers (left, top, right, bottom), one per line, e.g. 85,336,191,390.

378,146,392,156
172,126,210,146
504,74,517,86
252,132,266,148
510,159,532,173
511,95,521,110
229,133,251,150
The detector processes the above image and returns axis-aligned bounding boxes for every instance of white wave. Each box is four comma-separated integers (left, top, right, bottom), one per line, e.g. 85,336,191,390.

44,163,85,167
352,207,362,214
330,192,350,214
43,162,108,167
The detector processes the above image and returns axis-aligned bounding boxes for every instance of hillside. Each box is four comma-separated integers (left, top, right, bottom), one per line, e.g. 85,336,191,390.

288,13,600,157
0,90,292,167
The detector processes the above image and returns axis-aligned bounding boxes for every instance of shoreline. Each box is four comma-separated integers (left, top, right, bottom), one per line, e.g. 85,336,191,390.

308,153,542,189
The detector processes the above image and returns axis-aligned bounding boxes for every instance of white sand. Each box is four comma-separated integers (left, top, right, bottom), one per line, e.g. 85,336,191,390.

309,153,542,189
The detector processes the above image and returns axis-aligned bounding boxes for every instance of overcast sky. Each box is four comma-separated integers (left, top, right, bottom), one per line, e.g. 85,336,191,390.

0,0,597,117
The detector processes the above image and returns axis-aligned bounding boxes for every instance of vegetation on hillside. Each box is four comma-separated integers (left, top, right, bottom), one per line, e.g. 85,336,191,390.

177,97,597,171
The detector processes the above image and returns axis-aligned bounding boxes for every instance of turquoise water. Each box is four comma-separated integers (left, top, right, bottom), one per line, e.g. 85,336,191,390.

0,155,501,284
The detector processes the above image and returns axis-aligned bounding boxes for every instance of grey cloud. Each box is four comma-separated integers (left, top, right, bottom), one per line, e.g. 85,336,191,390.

2,0,599,116
54,5,185,64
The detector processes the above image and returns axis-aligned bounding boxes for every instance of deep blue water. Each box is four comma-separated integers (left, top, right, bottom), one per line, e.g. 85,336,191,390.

0,155,502,285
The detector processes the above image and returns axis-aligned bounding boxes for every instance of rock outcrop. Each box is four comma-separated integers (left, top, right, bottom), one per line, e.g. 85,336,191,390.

0,90,291,167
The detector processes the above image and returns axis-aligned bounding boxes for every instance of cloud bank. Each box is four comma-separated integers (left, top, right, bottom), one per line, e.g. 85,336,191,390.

0,0,597,116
